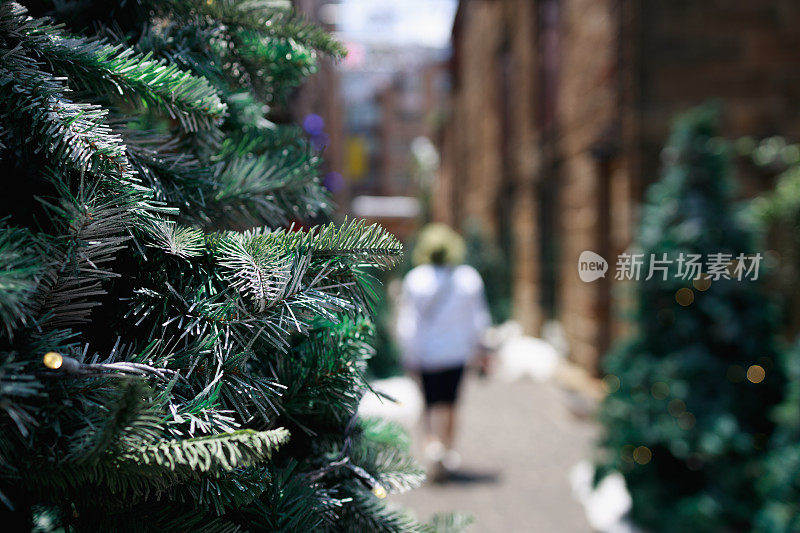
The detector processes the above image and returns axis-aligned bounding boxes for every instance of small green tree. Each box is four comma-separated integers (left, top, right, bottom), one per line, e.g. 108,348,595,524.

744,136,800,336
756,340,800,532
0,1,432,530
740,138,800,532
595,106,786,532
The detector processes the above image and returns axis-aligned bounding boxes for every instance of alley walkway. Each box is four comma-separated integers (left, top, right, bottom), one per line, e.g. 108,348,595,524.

392,373,597,532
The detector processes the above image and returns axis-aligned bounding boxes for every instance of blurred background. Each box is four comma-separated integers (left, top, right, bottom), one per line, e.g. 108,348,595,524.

288,1,800,531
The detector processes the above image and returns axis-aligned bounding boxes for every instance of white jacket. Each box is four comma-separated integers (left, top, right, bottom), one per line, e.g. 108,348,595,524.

396,264,491,371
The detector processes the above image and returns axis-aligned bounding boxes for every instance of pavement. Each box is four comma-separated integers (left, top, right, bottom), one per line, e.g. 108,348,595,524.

366,371,598,532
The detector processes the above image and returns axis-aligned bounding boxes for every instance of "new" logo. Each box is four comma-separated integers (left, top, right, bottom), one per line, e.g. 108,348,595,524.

578,251,608,282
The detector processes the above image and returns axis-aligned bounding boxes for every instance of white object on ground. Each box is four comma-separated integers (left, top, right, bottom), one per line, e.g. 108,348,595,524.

442,449,462,470
358,376,423,429
495,334,562,382
542,320,570,358
424,440,446,462
484,321,524,350
569,460,639,533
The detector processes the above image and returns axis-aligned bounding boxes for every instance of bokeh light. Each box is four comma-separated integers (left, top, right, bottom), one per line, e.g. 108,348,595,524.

651,381,669,400
621,444,635,463
603,374,621,393
43,351,63,369
302,113,325,136
323,171,345,193
693,275,711,291
668,398,686,416
675,287,694,306
633,446,652,465
747,365,766,384
678,412,696,430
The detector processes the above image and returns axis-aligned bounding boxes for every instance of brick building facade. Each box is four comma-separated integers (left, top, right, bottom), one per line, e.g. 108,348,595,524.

377,63,448,198
292,0,450,241
434,0,800,373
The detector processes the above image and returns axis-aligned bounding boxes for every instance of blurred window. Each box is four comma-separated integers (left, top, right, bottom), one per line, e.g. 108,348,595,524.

539,0,561,131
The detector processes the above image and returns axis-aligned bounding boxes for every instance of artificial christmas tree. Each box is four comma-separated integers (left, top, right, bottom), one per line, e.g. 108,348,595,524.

595,107,786,532
756,340,800,532
743,138,800,532
0,1,431,530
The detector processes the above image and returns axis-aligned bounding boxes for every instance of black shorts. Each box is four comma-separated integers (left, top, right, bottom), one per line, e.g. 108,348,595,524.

421,366,465,406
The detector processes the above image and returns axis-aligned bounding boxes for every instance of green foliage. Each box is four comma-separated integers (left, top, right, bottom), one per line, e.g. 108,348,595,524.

755,340,800,532
743,136,800,337
463,220,511,324
423,513,474,533
0,225,44,336
364,273,404,379
0,1,428,530
595,106,787,532
740,137,800,531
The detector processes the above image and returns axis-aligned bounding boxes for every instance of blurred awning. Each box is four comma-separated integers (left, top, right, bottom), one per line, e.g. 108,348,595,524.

350,195,420,219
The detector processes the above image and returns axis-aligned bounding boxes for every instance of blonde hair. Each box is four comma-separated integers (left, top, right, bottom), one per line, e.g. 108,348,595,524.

411,223,466,266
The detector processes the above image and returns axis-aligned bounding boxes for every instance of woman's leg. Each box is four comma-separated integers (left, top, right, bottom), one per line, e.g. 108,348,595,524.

442,403,457,450
420,366,465,478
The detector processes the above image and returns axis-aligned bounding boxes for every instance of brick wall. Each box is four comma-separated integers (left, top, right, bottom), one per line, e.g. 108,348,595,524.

556,0,620,370
436,0,545,335
435,0,800,374
637,0,800,185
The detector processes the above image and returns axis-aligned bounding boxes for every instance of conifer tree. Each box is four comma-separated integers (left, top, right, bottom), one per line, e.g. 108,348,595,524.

0,1,431,530
756,340,800,532
744,139,800,532
595,107,786,532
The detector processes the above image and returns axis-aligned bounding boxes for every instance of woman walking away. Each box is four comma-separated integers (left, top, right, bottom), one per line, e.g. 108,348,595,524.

396,224,491,482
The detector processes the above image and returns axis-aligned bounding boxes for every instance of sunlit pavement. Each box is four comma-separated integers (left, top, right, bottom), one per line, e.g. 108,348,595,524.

363,366,598,532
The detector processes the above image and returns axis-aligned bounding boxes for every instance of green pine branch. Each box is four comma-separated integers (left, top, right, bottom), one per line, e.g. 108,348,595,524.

0,50,131,181
117,427,289,474
19,428,289,505
3,2,226,131
336,485,428,533
149,220,206,259
0,1,418,529
422,513,475,533
33,184,131,330
213,150,331,227
264,219,405,269
0,226,45,337
245,461,342,532
167,0,347,58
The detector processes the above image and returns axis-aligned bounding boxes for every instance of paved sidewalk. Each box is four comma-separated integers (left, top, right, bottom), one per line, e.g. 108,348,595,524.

392,373,596,532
